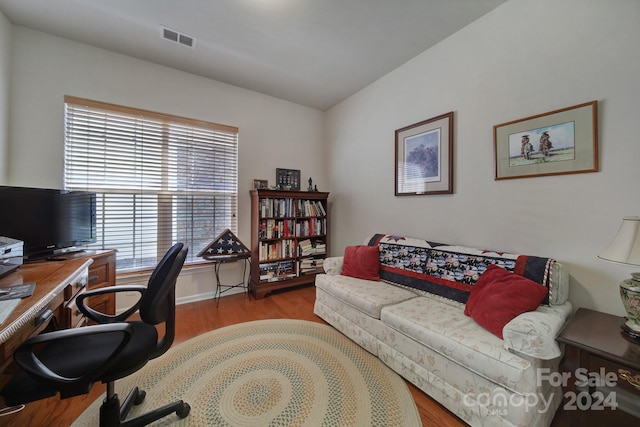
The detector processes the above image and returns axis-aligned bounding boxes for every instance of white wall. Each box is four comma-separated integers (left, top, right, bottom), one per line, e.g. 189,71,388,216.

0,9,10,183
7,26,326,307
5,0,640,316
325,0,640,316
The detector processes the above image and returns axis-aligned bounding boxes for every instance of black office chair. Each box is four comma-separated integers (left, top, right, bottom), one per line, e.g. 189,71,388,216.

1,243,190,426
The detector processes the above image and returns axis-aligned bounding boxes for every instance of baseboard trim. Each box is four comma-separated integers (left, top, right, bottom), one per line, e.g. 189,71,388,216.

175,287,247,306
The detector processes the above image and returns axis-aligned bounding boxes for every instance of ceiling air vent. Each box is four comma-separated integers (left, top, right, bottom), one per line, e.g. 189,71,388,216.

161,26,196,49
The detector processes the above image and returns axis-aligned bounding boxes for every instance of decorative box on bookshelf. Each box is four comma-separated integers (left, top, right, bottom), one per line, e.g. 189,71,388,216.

250,189,329,299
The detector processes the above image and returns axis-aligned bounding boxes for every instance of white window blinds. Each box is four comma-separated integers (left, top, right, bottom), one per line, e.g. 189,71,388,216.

64,96,239,272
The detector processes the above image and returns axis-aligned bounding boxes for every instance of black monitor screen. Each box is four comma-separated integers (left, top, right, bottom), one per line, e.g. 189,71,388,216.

0,186,96,259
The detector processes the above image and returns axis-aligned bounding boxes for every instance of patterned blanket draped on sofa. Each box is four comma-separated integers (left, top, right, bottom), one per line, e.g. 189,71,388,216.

367,233,557,305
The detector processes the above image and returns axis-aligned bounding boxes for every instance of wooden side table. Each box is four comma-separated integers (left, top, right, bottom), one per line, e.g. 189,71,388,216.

556,307,640,425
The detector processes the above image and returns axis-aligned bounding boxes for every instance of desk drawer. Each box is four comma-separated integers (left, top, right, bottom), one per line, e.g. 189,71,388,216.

89,263,109,288
64,297,85,329
88,253,115,290
61,270,89,329
585,355,640,421
589,355,640,397
63,275,88,301
87,251,116,317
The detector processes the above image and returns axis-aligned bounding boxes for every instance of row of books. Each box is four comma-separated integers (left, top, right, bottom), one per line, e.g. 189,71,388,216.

259,218,327,240
259,239,296,261
298,200,327,217
259,219,295,239
259,258,324,282
296,218,326,237
259,198,327,218
259,238,326,261
259,260,296,282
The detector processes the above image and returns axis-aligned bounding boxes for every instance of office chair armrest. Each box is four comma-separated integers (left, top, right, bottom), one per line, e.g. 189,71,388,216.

77,285,146,324
14,323,133,386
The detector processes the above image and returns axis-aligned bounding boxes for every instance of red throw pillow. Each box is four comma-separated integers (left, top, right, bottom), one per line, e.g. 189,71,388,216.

464,264,547,339
341,245,380,281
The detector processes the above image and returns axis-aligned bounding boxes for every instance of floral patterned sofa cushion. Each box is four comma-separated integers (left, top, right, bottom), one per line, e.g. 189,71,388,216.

315,273,417,319
381,296,537,394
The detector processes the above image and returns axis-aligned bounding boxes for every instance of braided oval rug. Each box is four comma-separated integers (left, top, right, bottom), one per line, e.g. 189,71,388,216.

72,319,421,426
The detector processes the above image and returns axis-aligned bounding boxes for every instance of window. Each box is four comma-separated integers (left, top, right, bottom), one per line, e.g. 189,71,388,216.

64,96,239,272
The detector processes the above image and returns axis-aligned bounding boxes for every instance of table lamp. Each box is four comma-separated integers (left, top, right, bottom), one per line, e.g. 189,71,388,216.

598,216,640,339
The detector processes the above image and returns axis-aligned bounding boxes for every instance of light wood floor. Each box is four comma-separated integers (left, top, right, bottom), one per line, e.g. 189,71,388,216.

1,284,567,426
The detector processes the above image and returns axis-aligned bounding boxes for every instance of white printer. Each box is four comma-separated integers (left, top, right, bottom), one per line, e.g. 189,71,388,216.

0,237,23,278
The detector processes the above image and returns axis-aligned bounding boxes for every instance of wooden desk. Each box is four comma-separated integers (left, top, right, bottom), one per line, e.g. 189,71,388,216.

0,257,92,375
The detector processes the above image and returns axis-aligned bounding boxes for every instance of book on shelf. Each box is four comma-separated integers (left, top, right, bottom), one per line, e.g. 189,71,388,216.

259,197,300,218
294,200,326,217
259,239,296,260
259,260,296,282
298,258,324,275
259,219,294,239
299,239,312,256
295,218,326,237
298,239,326,256
259,197,325,219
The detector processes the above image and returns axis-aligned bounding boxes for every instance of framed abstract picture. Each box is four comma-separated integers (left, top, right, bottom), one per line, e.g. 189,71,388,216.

395,112,454,196
493,101,598,180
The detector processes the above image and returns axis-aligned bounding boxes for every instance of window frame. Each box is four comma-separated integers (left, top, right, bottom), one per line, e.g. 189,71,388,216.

63,96,239,272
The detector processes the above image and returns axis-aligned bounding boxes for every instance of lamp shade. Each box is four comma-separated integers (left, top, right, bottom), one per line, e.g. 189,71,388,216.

598,216,640,266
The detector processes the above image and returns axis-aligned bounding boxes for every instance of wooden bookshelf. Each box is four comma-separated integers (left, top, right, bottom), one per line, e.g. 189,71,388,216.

249,189,329,299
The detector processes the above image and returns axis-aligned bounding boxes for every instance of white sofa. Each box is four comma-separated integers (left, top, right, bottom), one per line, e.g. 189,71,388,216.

313,234,572,427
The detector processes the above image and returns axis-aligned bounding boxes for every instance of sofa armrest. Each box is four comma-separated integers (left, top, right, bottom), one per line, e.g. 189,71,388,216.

502,301,573,360
323,256,344,275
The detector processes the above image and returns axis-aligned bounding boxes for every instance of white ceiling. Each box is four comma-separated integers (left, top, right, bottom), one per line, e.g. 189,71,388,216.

0,0,506,110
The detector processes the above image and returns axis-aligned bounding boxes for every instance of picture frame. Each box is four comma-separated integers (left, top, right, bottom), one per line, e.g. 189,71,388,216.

253,179,268,189
276,168,301,190
395,112,454,196
493,100,598,180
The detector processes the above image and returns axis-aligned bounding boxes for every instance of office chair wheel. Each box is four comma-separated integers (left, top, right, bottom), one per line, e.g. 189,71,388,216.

134,390,146,405
177,402,190,418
